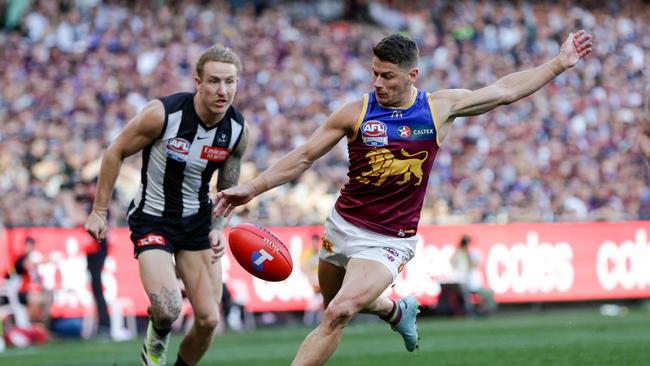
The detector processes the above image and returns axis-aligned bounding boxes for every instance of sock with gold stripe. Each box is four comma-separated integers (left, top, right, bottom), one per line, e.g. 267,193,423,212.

380,300,403,326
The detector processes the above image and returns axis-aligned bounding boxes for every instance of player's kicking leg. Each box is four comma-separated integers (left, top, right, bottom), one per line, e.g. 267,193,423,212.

369,295,420,351
291,258,394,366
139,250,183,366
319,260,420,353
395,295,420,351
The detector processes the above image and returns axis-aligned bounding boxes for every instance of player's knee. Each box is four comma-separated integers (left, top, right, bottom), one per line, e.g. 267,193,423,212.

151,310,179,328
148,302,181,327
322,301,358,331
194,310,220,333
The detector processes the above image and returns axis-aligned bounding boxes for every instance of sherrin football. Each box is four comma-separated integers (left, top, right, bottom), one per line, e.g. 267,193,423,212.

228,223,293,281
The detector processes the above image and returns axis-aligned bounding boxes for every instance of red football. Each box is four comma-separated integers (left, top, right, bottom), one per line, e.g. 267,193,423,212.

228,223,293,281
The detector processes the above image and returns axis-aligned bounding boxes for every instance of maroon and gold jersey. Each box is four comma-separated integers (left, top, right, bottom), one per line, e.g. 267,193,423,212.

335,89,440,237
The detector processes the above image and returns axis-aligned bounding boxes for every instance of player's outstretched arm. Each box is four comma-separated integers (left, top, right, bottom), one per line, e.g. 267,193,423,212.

639,85,650,162
84,100,164,239
433,30,592,123
213,101,360,217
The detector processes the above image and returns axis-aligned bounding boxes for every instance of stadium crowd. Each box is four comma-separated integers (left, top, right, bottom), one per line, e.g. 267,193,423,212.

1,0,649,229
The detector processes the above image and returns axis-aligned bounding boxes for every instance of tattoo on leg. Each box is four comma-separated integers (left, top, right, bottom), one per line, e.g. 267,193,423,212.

148,286,181,327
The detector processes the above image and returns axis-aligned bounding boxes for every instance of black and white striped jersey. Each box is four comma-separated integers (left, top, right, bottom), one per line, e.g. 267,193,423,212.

129,92,245,218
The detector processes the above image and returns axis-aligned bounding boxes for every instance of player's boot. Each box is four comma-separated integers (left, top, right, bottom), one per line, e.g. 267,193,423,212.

141,321,170,365
392,295,420,352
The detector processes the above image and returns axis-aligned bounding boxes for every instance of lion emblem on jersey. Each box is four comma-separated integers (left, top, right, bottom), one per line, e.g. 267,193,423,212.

355,148,429,186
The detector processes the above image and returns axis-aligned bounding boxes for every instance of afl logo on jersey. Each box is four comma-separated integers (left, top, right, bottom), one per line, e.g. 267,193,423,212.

361,120,388,147
167,137,191,162
398,126,411,138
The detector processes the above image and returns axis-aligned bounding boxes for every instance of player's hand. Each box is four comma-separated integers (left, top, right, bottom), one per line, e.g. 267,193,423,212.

559,30,592,69
213,183,257,217
84,211,108,240
209,229,227,263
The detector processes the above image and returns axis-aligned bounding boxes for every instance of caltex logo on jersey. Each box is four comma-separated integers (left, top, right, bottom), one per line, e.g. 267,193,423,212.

398,126,411,138
360,120,388,147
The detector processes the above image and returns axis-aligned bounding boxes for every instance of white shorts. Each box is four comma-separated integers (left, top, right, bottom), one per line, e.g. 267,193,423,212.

320,209,418,280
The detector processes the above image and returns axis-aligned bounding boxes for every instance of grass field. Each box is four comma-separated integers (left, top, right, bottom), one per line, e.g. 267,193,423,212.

1,309,649,366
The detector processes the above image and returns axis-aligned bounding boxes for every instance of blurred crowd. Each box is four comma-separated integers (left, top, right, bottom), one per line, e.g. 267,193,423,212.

1,0,649,228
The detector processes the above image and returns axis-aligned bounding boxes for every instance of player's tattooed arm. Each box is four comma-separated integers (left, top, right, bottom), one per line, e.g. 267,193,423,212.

213,124,250,227
217,124,249,191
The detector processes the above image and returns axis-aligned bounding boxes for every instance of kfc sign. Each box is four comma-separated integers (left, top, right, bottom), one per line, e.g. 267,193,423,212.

136,233,166,247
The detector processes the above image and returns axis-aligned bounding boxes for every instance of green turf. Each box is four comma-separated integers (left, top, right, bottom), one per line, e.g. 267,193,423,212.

1,309,648,365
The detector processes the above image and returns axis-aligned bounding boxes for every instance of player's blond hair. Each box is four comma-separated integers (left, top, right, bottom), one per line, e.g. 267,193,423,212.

196,44,242,78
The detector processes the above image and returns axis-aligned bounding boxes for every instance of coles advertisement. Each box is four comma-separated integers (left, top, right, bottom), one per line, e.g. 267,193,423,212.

1,221,649,317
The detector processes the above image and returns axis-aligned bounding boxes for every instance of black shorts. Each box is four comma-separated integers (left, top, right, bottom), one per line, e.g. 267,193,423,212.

128,207,212,258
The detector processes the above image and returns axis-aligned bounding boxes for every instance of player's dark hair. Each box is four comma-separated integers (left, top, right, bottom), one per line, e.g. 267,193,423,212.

196,44,242,78
372,34,419,70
